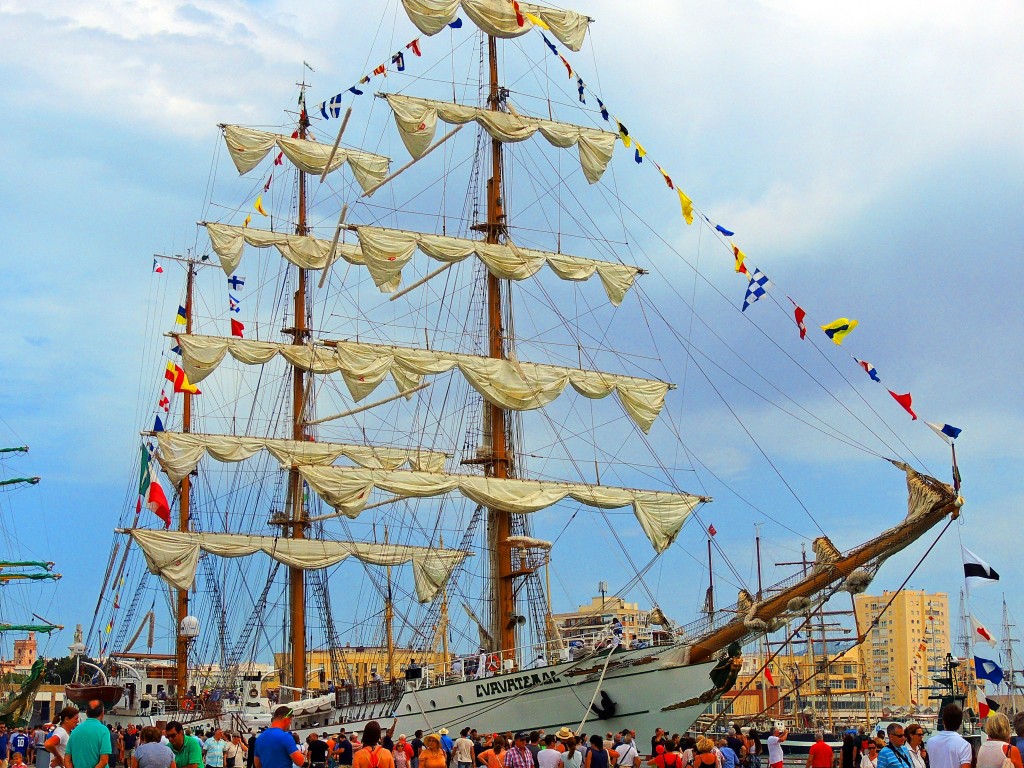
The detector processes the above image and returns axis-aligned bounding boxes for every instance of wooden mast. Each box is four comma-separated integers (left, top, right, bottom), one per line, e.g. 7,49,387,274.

174,260,196,701
285,92,312,699
484,34,515,660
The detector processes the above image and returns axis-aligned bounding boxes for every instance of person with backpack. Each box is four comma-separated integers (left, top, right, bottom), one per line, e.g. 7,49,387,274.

352,724,393,768
645,747,682,768
978,713,1022,768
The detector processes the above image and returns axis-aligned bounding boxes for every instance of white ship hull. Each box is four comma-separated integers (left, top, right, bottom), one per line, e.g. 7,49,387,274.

331,646,721,737
104,646,724,738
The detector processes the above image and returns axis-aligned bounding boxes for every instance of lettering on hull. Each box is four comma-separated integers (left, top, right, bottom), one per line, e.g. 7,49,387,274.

475,671,561,698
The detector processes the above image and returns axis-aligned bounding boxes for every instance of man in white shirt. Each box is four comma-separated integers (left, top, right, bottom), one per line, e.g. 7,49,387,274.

43,708,80,768
614,732,640,768
766,727,787,768
926,705,972,768
452,729,475,768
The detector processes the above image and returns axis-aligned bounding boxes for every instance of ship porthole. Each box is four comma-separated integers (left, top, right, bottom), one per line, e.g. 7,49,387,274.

457,695,463,703
430,700,436,708
405,704,412,712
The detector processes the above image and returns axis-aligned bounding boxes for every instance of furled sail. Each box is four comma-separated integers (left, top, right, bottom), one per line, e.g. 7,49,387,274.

401,0,590,52
175,334,673,432
299,466,710,554
222,126,391,193
384,94,616,184
152,431,447,485
127,529,470,602
203,222,641,304
204,223,366,278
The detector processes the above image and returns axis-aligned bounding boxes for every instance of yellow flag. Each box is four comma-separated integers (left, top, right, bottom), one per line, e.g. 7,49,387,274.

820,318,858,345
243,214,252,228
677,188,694,225
524,12,549,29
732,243,748,273
254,195,268,217
617,122,631,148
634,142,647,160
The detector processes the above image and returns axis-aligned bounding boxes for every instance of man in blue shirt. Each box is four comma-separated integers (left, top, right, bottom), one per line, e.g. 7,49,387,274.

0,724,10,768
254,707,304,768
876,725,911,768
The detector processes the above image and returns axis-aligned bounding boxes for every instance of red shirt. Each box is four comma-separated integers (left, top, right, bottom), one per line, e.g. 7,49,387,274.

809,742,833,768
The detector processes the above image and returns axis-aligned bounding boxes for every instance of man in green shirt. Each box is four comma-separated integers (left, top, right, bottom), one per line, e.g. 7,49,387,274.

65,701,112,768
164,723,204,768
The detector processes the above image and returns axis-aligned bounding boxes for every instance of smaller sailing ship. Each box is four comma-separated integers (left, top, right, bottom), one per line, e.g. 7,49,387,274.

0,445,62,727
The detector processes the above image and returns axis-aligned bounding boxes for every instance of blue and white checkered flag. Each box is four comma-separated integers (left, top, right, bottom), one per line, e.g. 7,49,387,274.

319,93,344,120
742,268,772,312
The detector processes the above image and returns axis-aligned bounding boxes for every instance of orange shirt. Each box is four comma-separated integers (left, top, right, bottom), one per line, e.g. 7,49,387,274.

420,749,448,768
354,747,396,768
478,749,506,768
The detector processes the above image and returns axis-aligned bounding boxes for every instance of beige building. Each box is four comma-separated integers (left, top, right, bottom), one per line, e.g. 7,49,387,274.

854,589,950,708
270,646,449,689
710,647,879,726
551,596,658,648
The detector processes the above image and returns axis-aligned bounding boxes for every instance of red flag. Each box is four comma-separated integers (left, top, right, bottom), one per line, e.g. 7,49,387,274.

559,54,572,77
274,151,284,165
513,0,525,26
264,174,273,192
888,390,917,420
373,63,387,76
789,298,807,339
231,319,245,338
978,686,990,718
407,38,422,56
764,666,776,686
708,524,717,536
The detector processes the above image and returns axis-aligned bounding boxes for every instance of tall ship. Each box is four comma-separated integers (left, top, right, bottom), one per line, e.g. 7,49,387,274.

86,0,964,738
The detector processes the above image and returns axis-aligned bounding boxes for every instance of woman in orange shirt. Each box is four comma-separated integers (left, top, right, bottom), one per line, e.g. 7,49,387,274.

353,723,396,768
477,736,507,768
419,735,448,768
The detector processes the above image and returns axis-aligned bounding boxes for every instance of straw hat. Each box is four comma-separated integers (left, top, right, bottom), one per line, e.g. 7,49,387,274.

425,734,441,746
439,728,449,735
555,728,574,741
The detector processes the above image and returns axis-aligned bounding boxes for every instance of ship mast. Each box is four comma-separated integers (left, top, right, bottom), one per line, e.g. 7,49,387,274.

482,35,515,660
175,259,195,701
283,88,311,698
1001,595,1019,710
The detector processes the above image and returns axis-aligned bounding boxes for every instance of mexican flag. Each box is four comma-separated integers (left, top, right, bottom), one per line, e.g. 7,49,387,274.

137,444,171,528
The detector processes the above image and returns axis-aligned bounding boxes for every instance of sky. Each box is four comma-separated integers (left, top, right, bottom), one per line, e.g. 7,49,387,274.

0,0,1021,683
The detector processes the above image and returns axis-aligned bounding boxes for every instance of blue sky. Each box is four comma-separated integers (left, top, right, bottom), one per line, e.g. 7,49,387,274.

0,0,1021,676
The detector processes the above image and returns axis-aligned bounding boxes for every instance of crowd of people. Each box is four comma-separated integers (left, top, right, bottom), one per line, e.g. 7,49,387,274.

21,697,1024,768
